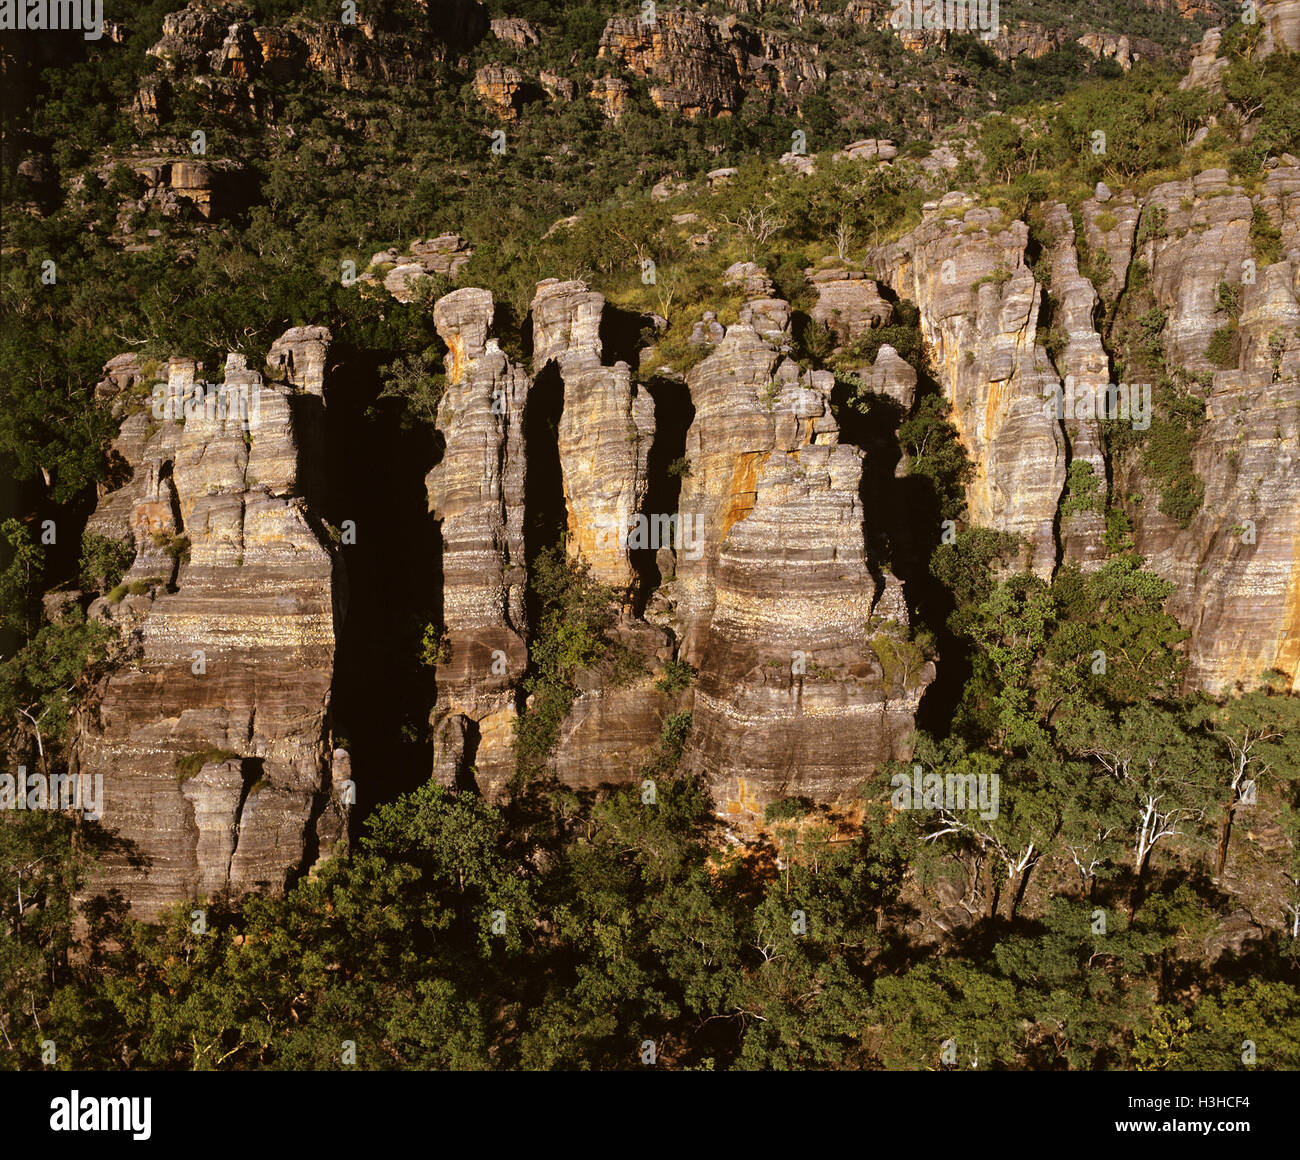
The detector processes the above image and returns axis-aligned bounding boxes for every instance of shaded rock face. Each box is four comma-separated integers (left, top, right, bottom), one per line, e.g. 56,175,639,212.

597,10,824,117
426,289,530,798
74,328,345,920
118,157,251,221
869,198,1065,577
670,285,931,824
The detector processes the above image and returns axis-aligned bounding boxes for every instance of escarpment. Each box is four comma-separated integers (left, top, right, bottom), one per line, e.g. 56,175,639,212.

134,0,492,123
867,163,1300,695
63,164,1300,921
869,195,1066,578
597,10,824,118
73,327,345,920
1110,164,1300,694
36,2,1300,932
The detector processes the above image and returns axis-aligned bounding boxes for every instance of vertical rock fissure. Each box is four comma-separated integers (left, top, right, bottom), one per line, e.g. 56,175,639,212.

633,375,694,617
522,360,567,643
159,460,183,590
227,756,264,887
323,346,441,824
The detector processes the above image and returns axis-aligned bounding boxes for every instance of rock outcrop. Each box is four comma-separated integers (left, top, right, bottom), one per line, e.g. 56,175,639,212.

426,289,530,797
808,266,893,345
597,10,824,117
363,235,474,300
474,63,528,119
531,280,656,594
1182,2,1300,91
869,195,1066,577
74,328,345,920
1114,165,1300,693
141,0,491,111
670,279,932,823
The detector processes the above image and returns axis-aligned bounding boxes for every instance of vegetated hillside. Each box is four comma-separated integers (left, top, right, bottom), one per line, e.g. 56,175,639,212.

1,1,1299,1071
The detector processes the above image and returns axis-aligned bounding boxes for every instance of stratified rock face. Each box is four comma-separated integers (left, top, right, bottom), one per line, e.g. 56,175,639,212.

672,286,931,824
426,289,530,797
864,165,1300,694
1119,369,1300,695
1078,188,1140,301
531,280,655,593
597,10,823,117
1260,0,1300,57
862,345,918,412
75,328,344,920
1113,165,1300,694
869,196,1065,577
1143,169,1257,371
550,618,676,791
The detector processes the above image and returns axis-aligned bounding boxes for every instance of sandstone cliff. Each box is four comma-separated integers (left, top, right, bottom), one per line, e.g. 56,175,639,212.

425,288,530,798
73,327,345,919
867,162,1300,694
670,282,932,823
1115,164,1300,693
869,195,1066,578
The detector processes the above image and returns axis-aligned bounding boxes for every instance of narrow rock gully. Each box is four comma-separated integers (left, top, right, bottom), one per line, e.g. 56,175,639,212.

324,345,442,831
